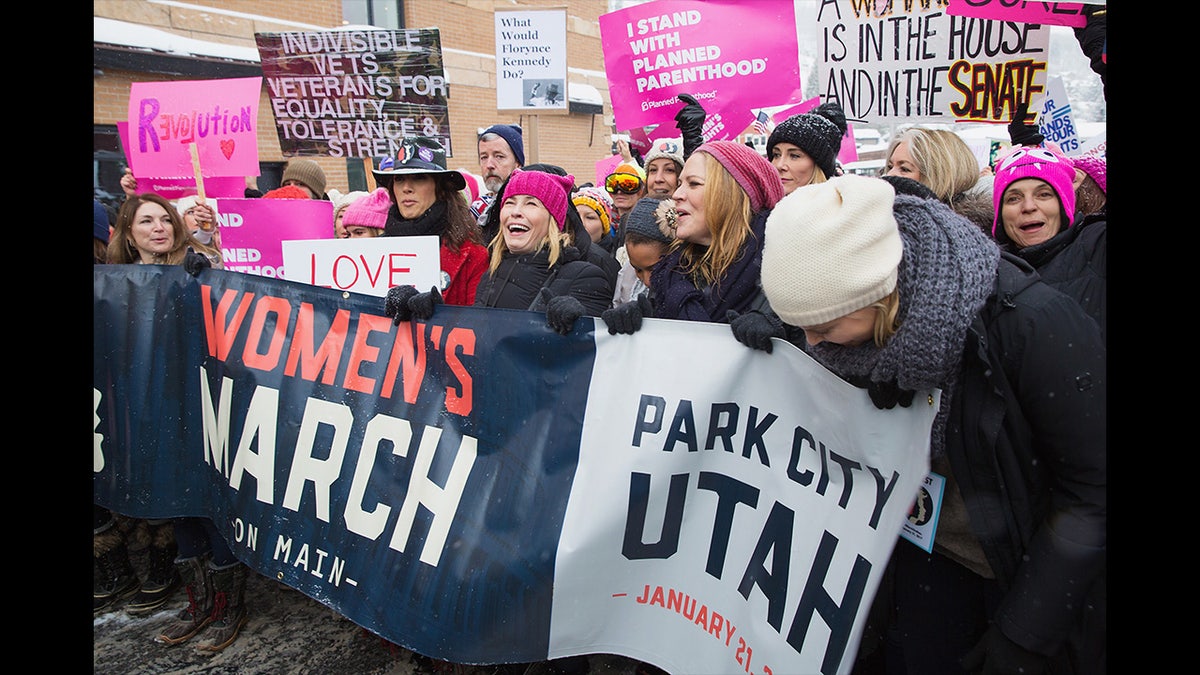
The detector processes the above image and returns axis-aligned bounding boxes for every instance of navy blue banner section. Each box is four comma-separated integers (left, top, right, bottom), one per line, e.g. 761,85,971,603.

94,266,597,664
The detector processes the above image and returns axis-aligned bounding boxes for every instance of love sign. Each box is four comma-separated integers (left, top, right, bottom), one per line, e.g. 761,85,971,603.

281,236,440,297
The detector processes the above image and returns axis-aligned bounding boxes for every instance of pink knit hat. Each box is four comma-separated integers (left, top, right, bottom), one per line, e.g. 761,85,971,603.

504,169,575,231
1070,153,1106,195
694,141,784,213
342,187,390,230
991,145,1076,239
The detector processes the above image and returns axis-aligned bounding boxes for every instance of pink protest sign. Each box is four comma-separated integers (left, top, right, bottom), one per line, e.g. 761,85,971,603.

117,122,248,199
769,97,859,165
599,0,802,140
946,0,1088,28
595,154,624,187
214,198,334,279
127,77,262,179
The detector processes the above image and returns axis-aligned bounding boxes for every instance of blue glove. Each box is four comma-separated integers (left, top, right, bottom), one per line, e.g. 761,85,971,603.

384,285,418,325
726,310,785,353
182,247,210,277
601,292,654,335
961,625,1050,675
541,288,586,336
407,286,443,321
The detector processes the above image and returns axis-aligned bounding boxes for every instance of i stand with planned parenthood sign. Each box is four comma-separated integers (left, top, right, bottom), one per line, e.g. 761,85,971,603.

494,6,569,165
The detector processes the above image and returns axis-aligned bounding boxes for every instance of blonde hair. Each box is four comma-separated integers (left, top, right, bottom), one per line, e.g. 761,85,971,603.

885,128,980,208
869,289,902,347
673,155,755,287
487,210,568,274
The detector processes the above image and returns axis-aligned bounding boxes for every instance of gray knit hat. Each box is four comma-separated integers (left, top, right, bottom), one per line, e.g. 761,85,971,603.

623,197,675,244
766,102,848,179
762,174,902,326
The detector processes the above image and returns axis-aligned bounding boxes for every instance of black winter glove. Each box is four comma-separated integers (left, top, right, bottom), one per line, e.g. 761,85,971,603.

726,310,785,353
674,93,707,160
867,380,916,410
541,288,586,336
183,247,211,277
384,285,419,325
1007,100,1044,147
601,292,654,335
961,625,1050,675
407,285,443,321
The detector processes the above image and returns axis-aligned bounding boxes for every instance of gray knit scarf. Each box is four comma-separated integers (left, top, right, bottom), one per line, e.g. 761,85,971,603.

804,194,1000,457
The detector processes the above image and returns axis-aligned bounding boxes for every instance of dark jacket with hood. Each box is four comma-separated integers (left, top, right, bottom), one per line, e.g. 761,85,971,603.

947,253,1106,670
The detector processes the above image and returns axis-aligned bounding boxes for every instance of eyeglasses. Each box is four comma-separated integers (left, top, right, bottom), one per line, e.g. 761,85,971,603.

605,172,644,195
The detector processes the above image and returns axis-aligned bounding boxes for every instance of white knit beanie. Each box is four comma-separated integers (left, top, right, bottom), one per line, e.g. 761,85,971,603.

762,174,902,326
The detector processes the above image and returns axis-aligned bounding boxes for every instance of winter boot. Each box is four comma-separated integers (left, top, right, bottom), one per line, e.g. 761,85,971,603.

94,520,138,613
154,556,214,645
126,522,180,615
193,561,248,652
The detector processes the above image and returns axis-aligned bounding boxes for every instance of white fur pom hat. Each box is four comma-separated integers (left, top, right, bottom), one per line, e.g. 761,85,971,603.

762,174,902,326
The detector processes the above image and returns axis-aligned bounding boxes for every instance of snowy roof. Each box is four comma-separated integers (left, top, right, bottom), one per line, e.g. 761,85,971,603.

94,17,262,63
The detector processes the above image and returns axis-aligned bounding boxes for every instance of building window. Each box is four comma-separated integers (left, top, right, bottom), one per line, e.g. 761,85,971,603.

342,1,403,29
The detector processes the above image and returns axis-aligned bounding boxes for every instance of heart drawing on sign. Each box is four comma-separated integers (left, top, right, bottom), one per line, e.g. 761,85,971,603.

220,139,235,159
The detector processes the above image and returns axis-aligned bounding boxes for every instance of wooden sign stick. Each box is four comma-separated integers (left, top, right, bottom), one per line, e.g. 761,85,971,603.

189,142,207,204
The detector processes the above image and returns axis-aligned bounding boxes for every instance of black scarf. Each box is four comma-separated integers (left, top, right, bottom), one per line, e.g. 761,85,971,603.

650,210,769,322
383,200,447,238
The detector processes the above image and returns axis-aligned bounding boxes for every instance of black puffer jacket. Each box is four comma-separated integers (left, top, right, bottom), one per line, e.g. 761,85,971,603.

473,242,613,316
948,253,1106,669
1008,213,1106,345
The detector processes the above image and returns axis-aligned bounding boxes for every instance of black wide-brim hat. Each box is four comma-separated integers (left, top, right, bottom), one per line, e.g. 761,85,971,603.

373,136,466,191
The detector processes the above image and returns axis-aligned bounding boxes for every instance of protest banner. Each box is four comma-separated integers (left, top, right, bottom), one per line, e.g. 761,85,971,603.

94,265,938,675
126,77,262,179
117,122,248,199
599,0,803,140
281,235,441,297
495,8,569,113
816,1,1051,125
214,198,334,278
945,0,1088,28
255,29,451,159
1037,75,1081,155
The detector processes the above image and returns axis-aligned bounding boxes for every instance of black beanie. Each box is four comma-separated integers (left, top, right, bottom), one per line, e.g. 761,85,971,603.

765,102,848,178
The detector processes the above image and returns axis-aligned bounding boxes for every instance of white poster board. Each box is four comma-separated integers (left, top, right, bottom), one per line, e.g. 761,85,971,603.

495,7,569,112
1037,76,1082,156
281,235,441,297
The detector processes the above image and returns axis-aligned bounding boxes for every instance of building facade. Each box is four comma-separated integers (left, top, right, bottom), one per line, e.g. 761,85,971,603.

94,0,618,208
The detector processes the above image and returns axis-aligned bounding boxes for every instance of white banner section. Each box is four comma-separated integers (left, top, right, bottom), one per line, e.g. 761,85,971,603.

553,318,938,675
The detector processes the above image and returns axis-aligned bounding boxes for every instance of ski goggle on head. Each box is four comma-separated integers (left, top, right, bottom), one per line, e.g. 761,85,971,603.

605,172,644,195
